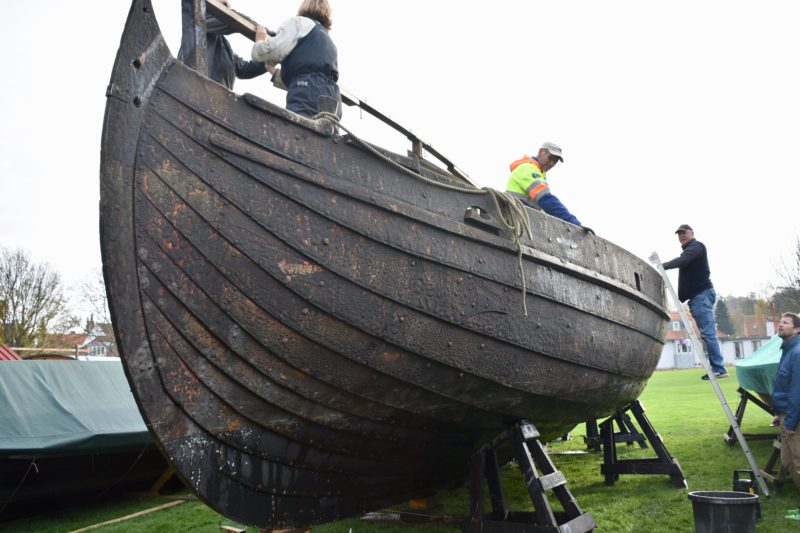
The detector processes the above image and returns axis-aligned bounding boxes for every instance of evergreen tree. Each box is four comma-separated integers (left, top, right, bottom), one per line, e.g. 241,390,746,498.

715,298,735,336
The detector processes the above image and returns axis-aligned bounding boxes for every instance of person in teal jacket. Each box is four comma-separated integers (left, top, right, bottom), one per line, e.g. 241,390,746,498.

505,142,583,227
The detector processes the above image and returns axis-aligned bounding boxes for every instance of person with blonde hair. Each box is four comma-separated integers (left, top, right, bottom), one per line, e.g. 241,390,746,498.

252,0,341,118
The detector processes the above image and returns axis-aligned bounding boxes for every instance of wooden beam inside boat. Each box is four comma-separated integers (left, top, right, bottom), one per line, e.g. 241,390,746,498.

180,0,208,76
206,0,261,40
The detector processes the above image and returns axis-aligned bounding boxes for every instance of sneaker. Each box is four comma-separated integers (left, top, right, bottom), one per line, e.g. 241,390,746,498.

701,372,729,380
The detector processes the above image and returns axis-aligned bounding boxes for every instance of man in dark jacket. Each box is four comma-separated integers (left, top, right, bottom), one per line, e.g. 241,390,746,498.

662,224,728,379
772,312,800,492
178,0,267,90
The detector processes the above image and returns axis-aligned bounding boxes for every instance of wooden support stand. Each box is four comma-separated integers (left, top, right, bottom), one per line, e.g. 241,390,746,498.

760,436,789,492
585,411,648,452
464,420,596,532
599,401,686,488
724,387,777,445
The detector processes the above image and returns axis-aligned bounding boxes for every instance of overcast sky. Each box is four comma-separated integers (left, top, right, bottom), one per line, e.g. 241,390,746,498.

1,1,798,317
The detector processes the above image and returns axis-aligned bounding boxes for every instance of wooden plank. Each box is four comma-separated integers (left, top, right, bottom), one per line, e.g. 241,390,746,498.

67,500,185,533
207,0,259,40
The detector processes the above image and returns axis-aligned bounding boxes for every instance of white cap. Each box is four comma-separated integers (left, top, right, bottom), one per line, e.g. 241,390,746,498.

540,141,563,162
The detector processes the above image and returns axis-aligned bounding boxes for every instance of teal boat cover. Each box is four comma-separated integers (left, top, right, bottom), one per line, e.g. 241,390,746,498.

735,335,782,395
0,360,152,455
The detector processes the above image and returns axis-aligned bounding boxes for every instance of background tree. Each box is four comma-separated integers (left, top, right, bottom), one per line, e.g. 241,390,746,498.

715,298,735,336
770,236,800,313
0,247,77,346
75,268,111,329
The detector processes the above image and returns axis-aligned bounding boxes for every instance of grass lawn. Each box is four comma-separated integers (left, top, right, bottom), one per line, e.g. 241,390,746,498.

6,368,800,532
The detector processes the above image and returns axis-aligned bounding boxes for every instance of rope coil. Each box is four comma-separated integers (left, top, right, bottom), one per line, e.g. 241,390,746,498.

314,111,532,315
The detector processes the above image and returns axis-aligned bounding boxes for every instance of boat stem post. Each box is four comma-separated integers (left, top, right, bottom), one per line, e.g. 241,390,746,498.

180,0,208,77
464,420,597,532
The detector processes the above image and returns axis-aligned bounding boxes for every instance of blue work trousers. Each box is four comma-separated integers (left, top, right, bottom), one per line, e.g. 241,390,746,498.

688,288,727,375
286,72,341,119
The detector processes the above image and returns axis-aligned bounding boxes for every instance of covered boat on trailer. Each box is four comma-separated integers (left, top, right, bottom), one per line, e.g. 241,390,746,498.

100,0,670,528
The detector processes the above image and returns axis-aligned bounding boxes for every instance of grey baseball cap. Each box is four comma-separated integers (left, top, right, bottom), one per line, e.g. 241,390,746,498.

675,224,693,233
541,142,563,162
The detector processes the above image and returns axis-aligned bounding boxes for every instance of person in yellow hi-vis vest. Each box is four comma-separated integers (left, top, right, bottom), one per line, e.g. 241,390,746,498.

505,142,591,232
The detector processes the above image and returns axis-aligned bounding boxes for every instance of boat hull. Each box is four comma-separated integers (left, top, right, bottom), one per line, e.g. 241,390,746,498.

100,1,669,527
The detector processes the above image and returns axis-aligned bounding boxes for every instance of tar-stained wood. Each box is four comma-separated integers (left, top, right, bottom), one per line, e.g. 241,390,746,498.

101,0,670,528
180,0,207,76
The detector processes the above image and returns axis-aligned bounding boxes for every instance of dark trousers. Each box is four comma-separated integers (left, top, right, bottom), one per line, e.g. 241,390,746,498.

286,72,341,119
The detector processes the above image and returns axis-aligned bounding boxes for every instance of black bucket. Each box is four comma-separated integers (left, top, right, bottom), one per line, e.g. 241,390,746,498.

688,491,759,533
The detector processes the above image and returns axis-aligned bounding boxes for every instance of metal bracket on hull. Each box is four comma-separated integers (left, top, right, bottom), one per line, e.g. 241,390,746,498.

598,401,687,488
464,420,597,533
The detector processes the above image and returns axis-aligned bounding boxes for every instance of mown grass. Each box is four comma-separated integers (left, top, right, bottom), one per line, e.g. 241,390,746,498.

6,368,800,532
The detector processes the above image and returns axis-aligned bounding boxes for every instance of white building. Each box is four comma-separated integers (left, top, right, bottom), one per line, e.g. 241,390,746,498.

657,311,773,370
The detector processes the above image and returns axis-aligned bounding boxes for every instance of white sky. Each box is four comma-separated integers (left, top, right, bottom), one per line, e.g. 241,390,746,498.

1,0,798,317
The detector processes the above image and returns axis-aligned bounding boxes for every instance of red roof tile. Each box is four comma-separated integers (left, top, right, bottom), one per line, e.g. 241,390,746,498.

0,344,23,361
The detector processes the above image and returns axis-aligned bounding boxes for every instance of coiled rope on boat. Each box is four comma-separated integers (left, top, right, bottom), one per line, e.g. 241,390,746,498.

314,111,533,315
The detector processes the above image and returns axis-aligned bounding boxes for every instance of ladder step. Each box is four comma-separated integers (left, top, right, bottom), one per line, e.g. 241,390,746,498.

561,511,599,532
537,471,566,492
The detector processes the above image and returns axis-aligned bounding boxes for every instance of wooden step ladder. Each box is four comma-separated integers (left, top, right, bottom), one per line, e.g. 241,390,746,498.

465,419,596,532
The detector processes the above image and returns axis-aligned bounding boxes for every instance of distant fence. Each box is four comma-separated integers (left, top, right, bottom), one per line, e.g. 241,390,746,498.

11,346,89,356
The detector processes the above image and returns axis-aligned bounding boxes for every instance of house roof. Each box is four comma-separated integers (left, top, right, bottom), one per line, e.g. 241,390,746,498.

742,315,767,338
664,311,727,340
665,311,700,340
45,333,89,348
0,344,23,361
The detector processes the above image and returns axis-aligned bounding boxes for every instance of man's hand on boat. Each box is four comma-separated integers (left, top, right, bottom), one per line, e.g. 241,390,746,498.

581,225,595,235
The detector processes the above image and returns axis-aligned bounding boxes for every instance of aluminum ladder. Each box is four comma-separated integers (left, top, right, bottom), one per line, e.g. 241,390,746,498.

649,251,769,496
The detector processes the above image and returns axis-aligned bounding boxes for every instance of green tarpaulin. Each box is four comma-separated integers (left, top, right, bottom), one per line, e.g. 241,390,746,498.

0,360,152,455
735,335,782,395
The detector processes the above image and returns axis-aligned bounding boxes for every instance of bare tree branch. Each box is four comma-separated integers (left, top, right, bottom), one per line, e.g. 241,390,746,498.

770,236,800,313
0,247,76,346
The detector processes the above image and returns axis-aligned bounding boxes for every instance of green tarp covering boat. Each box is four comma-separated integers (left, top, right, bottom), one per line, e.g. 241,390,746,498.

735,335,781,395
0,360,169,522
0,360,151,455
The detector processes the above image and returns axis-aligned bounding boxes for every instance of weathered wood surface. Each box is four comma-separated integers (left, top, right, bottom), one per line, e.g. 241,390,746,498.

100,0,669,528
206,0,259,40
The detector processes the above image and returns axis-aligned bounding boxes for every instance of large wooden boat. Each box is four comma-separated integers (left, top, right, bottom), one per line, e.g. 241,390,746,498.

100,0,670,528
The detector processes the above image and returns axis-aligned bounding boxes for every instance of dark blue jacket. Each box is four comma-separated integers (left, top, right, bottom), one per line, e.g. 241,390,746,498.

280,22,338,87
178,14,267,90
662,239,713,302
538,194,580,226
773,335,800,431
